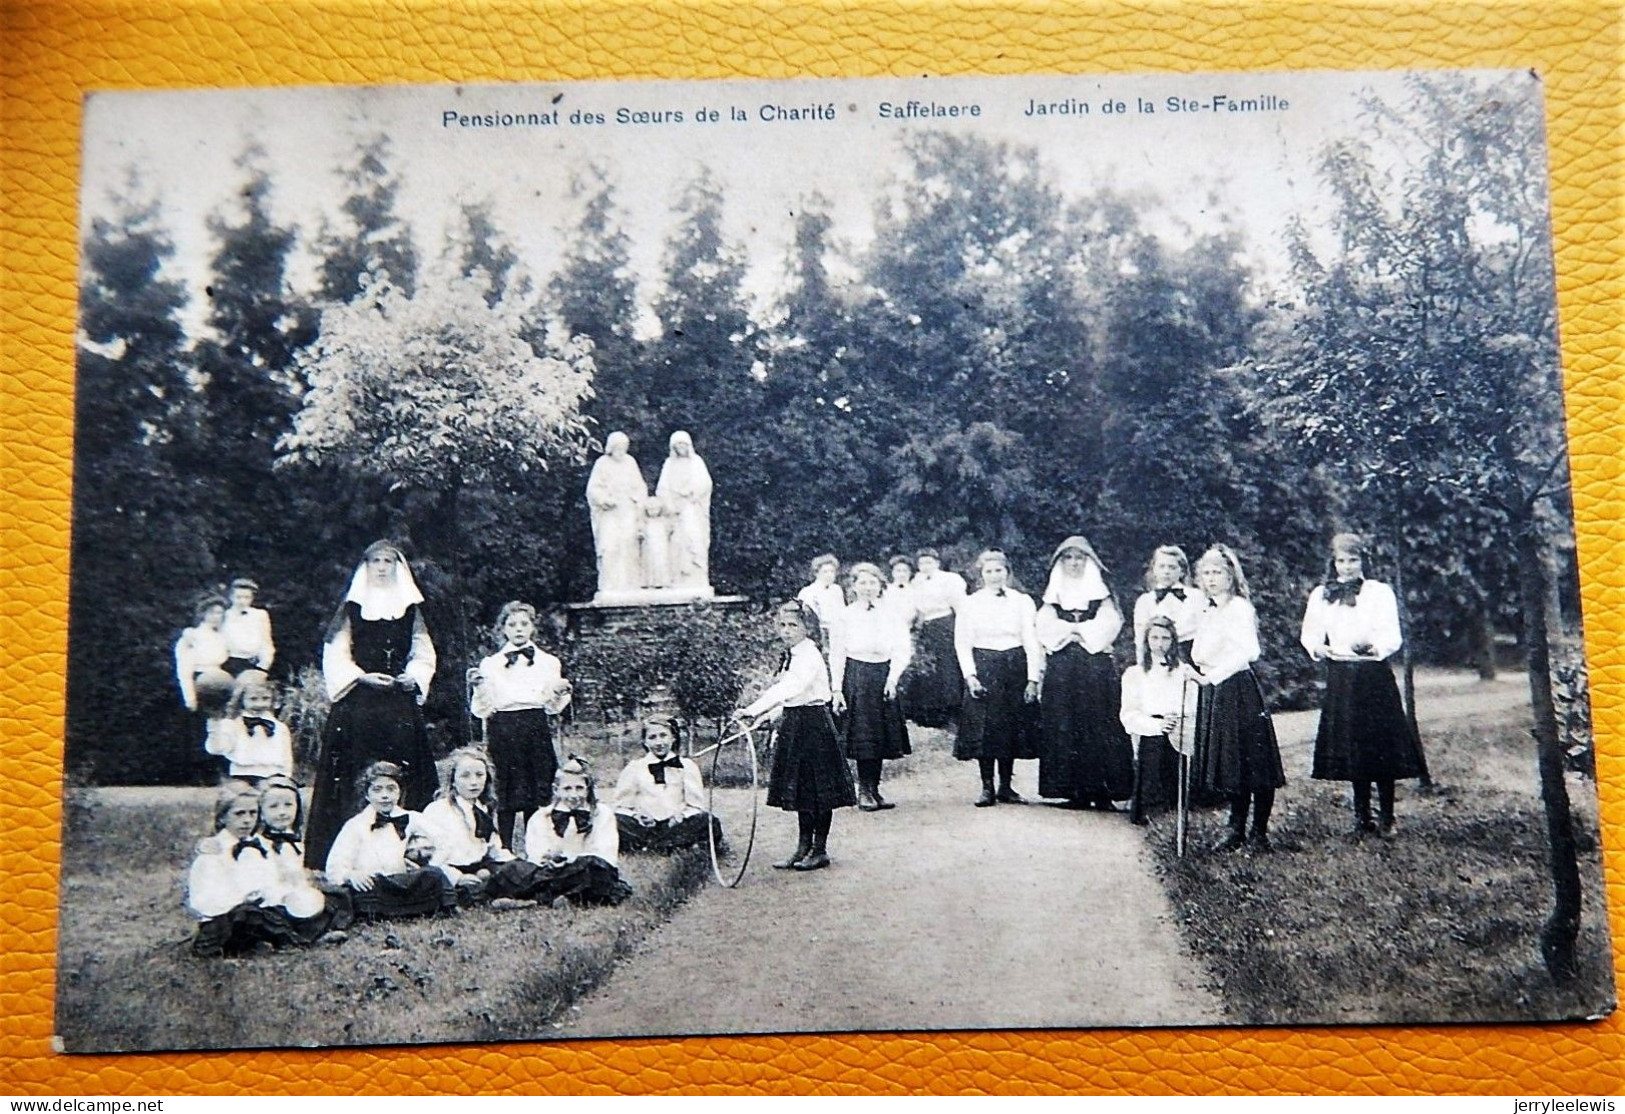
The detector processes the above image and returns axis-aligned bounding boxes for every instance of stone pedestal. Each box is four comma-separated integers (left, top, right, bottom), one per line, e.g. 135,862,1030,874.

563,593,751,636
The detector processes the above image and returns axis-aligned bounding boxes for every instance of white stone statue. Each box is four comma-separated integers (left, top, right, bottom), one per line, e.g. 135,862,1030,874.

585,431,648,600
656,430,713,593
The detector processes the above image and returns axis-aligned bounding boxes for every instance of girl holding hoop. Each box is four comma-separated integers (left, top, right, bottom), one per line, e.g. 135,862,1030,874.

1300,533,1426,837
1035,536,1133,811
830,562,913,811
1189,546,1285,852
736,601,856,871
954,550,1042,807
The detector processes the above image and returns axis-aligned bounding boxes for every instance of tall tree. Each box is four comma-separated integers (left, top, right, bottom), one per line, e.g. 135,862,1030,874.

445,199,526,308
69,184,213,782
315,134,417,303
1266,72,1582,979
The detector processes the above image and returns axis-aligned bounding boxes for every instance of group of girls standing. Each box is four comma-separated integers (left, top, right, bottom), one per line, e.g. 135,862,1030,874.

789,531,1425,856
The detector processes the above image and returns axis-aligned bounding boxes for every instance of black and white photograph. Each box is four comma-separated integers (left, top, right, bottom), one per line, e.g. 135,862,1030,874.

57,68,1614,1052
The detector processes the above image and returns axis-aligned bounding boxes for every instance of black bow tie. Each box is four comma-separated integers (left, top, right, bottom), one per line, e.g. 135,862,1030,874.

372,812,410,837
1155,587,1186,603
263,830,301,851
243,716,276,737
232,837,267,860
551,808,593,836
648,755,684,785
995,588,1007,598
1324,579,1363,607
504,645,536,667
472,805,494,842
777,649,793,673
864,602,876,611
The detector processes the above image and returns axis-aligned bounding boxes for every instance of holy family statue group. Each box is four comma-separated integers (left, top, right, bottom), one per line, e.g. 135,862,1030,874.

585,430,715,604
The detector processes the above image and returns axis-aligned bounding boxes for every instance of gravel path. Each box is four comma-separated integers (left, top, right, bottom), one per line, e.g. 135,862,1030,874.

561,670,1532,1038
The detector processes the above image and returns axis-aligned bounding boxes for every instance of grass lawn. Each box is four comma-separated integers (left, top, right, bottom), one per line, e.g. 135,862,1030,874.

1146,709,1616,1024
54,784,714,1053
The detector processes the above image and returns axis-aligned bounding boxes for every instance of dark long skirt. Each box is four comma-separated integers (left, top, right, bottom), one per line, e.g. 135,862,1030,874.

191,903,303,957
1311,660,1427,781
1130,734,1181,824
1037,646,1133,801
616,811,722,853
283,886,356,943
841,658,912,761
1196,670,1286,796
486,708,557,816
904,614,962,727
305,686,437,869
767,704,858,812
954,647,1040,761
487,856,631,906
346,868,455,920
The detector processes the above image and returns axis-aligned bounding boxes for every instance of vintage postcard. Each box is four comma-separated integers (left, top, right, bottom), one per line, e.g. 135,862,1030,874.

57,69,1613,1052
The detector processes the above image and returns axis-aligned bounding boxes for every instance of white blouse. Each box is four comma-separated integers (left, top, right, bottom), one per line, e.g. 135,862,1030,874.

743,638,832,718
1120,664,1199,752
1036,597,1123,656
613,755,706,822
221,606,275,668
911,570,968,621
1132,586,1205,646
829,600,913,691
1300,579,1403,662
528,802,620,866
186,829,280,919
955,588,1043,684
471,643,569,718
1190,596,1261,687
881,583,918,628
323,806,428,883
174,625,229,706
420,797,511,873
321,610,436,704
204,715,294,779
796,582,847,629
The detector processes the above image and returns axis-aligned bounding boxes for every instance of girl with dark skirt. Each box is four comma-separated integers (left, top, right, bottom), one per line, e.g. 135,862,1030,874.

1300,532,1426,837
487,757,632,908
735,601,857,871
322,761,456,920
257,775,353,943
954,550,1042,807
305,541,438,869
1036,536,1134,811
470,600,571,853
830,562,913,811
1120,617,1195,825
1189,546,1286,853
905,547,967,728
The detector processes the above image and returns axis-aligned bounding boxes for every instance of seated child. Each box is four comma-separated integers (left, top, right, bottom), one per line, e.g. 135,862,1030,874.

487,756,631,908
421,747,513,901
256,774,352,943
612,717,722,853
322,761,456,920
187,781,296,957
204,673,294,783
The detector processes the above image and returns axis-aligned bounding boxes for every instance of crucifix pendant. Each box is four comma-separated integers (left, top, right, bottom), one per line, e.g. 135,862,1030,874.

382,647,396,671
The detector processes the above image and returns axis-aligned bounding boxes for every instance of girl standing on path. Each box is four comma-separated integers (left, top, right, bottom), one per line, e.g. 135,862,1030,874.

736,601,856,871
1120,616,1194,825
470,600,571,852
1035,536,1133,811
1300,532,1426,837
1132,546,1204,658
796,554,846,646
830,562,913,811
305,541,438,869
906,548,967,728
1189,546,1285,852
954,550,1042,808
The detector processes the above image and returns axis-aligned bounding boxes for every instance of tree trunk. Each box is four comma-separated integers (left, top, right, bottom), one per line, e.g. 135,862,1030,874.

1517,523,1581,983
1388,524,1431,787
1468,606,1498,681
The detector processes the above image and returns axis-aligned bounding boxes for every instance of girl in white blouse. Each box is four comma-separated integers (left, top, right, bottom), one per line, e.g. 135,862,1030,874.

735,601,857,871
487,756,632,907
421,748,513,898
906,547,968,728
1120,617,1197,825
175,597,233,716
830,563,913,811
1189,546,1285,852
796,554,846,643
1300,533,1427,836
953,550,1042,807
205,673,294,782
1132,545,1204,657
324,761,455,919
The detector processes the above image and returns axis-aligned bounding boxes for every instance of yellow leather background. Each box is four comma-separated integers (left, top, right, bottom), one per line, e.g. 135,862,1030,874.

3,0,1621,1095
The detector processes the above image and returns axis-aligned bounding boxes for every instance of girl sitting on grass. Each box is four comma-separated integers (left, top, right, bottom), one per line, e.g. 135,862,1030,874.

323,761,456,920
187,781,299,957
421,747,513,899
257,774,351,944
613,717,721,853
487,757,632,909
